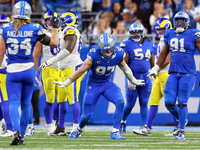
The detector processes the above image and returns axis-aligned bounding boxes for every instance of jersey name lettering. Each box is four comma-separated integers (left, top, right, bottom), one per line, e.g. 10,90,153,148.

7,31,33,37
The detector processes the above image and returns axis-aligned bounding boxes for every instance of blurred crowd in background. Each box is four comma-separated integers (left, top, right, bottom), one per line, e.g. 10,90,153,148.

1,0,200,44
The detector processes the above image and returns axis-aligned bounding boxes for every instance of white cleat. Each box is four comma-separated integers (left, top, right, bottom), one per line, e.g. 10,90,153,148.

164,127,179,136
133,125,151,136
25,127,35,136
45,123,56,136
0,129,15,137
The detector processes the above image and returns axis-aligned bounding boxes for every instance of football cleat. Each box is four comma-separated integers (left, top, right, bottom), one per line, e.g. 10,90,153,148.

45,123,56,136
133,125,151,136
164,127,179,136
10,131,23,145
25,127,35,136
69,128,83,139
174,130,185,140
119,122,126,135
110,131,125,140
0,129,15,137
49,126,67,136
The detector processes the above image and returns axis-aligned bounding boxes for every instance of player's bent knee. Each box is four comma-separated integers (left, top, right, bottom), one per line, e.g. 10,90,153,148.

165,104,175,107
177,103,187,107
115,100,125,108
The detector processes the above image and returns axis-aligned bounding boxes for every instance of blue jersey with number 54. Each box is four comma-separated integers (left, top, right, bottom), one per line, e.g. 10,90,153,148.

164,29,200,74
0,23,45,65
87,47,124,83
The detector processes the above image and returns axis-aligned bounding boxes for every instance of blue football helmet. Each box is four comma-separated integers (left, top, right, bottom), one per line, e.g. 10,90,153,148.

12,1,32,20
60,11,79,28
98,33,116,59
173,11,190,33
155,18,172,38
43,11,58,29
0,15,10,26
129,22,145,42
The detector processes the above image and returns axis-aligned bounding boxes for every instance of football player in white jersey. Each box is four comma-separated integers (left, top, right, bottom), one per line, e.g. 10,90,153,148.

40,11,84,135
0,14,14,137
33,11,61,136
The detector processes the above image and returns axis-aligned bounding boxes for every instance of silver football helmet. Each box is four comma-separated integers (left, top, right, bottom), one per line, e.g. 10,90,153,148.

173,11,190,33
129,22,145,42
98,33,116,59
12,1,32,20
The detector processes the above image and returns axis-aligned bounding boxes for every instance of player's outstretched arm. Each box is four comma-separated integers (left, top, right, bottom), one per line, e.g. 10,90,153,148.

53,58,92,88
118,60,145,86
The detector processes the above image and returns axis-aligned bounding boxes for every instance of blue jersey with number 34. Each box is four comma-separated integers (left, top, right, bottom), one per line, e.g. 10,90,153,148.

164,29,200,74
0,23,45,65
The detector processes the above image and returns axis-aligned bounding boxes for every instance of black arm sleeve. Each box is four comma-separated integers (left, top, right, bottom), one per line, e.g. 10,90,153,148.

37,34,51,45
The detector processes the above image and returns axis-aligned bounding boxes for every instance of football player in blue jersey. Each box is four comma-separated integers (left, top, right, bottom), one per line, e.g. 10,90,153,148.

54,33,145,140
119,22,155,135
133,18,180,136
148,11,200,140
0,14,14,137
0,1,59,145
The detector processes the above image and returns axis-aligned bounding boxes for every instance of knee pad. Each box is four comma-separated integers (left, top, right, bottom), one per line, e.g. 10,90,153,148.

115,100,125,108
177,103,187,108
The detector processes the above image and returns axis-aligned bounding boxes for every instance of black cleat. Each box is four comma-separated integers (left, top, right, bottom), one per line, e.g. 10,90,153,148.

49,126,67,136
10,131,23,146
18,139,26,145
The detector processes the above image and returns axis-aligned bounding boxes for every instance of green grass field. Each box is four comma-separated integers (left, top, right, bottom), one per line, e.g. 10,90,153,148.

0,129,200,150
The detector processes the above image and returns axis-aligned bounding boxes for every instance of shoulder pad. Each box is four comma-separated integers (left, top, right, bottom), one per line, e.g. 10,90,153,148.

195,31,200,39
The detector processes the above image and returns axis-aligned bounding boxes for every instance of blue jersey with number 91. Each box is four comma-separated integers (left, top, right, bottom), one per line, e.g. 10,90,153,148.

0,23,45,65
87,47,124,83
164,29,200,74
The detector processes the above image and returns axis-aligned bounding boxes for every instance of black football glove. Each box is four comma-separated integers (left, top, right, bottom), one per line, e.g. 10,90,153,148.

51,11,59,28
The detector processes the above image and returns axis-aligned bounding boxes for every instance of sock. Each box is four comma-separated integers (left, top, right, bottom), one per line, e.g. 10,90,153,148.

53,103,59,121
44,101,53,124
71,123,79,132
58,101,67,128
179,106,188,130
173,115,179,128
165,105,179,120
140,104,148,125
20,103,30,138
71,101,80,124
121,120,126,123
122,105,132,121
146,106,158,129
112,128,119,133
1,101,13,131
29,106,33,124
9,99,20,132
79,115,88,129
113,101,124,129
0,107,3,120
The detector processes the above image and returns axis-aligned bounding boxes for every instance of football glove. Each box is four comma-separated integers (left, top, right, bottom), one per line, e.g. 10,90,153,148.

53,78,72,88
128,80,136,90
51,11,59,28
147,64,160,77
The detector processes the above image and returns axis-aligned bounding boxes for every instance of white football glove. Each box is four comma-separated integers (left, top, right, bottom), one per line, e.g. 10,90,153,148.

128,80,136,90
39,58,55,69
53,78,72,88
135,79,145,86
147,64,160,77
149,75,155,81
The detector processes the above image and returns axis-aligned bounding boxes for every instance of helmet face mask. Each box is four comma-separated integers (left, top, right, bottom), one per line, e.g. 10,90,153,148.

98,33,116,59
129,22,144,42
60,11,79,28
12,1,32,20
155,18,172,38
173,11,190,33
